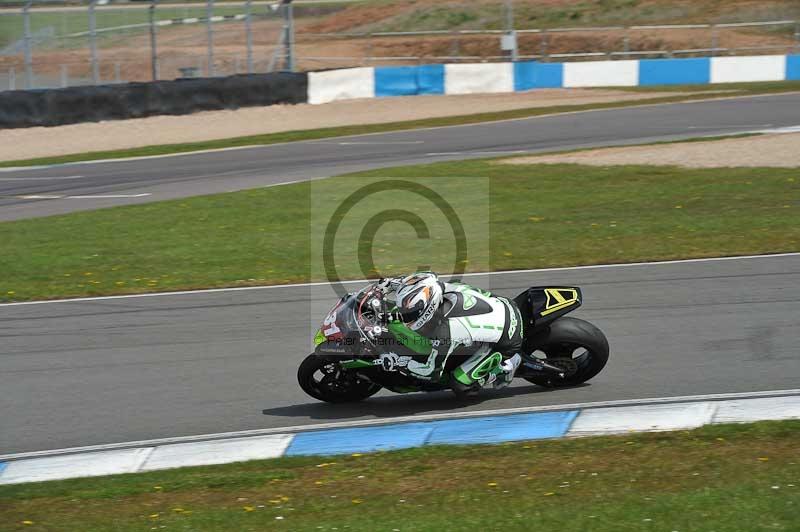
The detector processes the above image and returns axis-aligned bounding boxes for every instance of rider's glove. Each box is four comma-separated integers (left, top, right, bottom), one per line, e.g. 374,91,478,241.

375,277,400,294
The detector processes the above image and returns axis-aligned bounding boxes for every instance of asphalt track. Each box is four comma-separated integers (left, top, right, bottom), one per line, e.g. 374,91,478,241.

2,93,800,455
1,254,799,454
2,92,800,221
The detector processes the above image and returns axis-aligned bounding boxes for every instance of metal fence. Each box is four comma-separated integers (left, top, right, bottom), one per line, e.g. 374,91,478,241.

0,0,298,90
2,0,800,91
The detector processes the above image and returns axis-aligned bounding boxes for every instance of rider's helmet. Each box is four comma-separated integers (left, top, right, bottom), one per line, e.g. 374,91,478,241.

396,272,443,331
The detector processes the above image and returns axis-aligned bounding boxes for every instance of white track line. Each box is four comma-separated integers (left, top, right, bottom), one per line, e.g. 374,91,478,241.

1,252,797,308
2,388,797,462
15,193,151,200
0,175,84,181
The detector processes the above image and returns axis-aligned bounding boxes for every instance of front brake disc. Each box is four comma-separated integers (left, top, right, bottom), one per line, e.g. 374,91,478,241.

546,357,578,377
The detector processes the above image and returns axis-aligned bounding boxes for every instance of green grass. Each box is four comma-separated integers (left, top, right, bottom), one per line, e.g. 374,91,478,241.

0,6,246,48
340,0,800,33
1,420,798,531
0,3,347,48
1,157,798,302
3,81,800,168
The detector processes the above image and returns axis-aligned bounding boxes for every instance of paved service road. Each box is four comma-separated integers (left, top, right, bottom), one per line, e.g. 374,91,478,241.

2,92,800,221
1,254,798,454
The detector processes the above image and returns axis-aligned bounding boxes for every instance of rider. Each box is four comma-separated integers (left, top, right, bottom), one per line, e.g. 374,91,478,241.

377,272,523,394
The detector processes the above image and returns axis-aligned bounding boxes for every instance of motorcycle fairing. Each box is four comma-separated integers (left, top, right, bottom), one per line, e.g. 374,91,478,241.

513,286,583,328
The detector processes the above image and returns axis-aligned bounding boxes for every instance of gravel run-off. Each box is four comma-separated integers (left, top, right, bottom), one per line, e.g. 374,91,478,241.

500,132,800,168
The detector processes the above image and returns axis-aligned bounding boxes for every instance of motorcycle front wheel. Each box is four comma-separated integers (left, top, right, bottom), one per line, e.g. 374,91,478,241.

297,354,382,403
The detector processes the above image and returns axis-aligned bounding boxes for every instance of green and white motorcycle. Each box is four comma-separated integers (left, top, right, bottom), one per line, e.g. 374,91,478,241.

298,281,609,403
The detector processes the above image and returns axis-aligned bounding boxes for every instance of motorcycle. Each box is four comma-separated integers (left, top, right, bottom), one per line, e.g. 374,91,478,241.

298,281,610,403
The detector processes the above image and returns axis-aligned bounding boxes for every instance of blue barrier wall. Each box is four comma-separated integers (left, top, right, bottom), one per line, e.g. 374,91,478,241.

375,65,445,97
787,55,800,81
639,57,711,86
514,61,564,90
356,55,796,104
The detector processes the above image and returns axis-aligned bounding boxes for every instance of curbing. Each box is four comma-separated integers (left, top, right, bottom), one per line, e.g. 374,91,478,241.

1,390,798,485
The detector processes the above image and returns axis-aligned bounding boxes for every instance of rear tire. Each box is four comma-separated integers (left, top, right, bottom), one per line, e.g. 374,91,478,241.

524,317,609,387
297,354,382,403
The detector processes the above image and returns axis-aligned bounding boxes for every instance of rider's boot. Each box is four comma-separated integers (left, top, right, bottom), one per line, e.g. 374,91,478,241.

491,353,522,389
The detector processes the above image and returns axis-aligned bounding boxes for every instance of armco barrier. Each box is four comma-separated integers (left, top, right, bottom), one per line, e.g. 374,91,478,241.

0,72,308,129
444,63,514,95
374,64,445,97
307,67,374,104
314,54,800,104
639,57,711,86
563,59,640,87
513,61,564,90
710,55,787,84
789,55,800,80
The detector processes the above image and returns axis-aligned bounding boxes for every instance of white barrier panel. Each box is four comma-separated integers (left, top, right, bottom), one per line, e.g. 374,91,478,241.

711,55,786,83
308,67,376,105
563,60,639,88
444,63,514,95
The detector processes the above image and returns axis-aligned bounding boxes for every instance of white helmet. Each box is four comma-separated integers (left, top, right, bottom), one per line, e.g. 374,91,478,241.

396,273,443,331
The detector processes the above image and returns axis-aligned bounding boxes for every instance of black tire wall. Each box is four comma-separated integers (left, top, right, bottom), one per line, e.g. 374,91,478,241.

0,72,309,129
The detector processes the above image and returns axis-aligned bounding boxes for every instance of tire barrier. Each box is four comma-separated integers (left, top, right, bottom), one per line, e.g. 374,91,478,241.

0,72,308,129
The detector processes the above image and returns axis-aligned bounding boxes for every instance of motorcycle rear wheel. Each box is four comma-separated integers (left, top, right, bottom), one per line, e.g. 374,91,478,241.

298,354,382,403
524,317,609,387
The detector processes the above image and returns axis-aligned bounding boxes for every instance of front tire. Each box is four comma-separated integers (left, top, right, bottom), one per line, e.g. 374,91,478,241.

524,317,609,387
297,354,382,403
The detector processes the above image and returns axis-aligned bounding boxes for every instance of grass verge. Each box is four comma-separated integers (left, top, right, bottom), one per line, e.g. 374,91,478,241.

2,81,799,168
1,157,798,302
1,420,798,531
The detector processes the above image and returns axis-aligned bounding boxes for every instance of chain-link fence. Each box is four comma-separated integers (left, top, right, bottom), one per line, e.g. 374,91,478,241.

2,0,800,91
0,0,304,90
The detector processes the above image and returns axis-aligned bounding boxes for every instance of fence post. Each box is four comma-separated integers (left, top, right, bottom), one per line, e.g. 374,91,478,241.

795,21,800,53
284,0,295,72
364,33,373,66
504,0,517,61
623,27,630,58
710,24,718,56
206,0,214,76
540,29,548,61
88,0,99,84
23,0,33,89
9,67,16,90
60,64,68,87
245,0,253,73
149,0,159,81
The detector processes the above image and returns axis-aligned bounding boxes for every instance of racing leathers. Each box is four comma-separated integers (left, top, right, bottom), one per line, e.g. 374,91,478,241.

379,274,524,393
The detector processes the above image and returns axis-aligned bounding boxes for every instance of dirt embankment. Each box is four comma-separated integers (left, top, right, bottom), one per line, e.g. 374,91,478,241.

3,0,799,83
501,132,800,168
